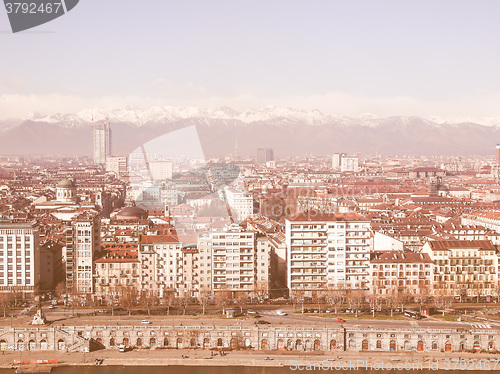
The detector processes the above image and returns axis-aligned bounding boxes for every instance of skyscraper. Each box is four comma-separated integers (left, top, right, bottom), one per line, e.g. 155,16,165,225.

257,148,274,164
93,118,110,164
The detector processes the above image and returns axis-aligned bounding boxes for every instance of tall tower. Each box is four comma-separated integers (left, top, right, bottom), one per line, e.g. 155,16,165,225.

257,148,274,164
93,116,110,164
496,144,500,166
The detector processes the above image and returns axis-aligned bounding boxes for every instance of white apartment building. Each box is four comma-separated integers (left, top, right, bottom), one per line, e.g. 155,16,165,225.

224,187,253,223
0,222,40,296
341,156,359,172
197,225,267,296
139,234,183,298
285,213,371,297
422,240,499,299
149,160,173,180
69,213,101,295
106,156,128,179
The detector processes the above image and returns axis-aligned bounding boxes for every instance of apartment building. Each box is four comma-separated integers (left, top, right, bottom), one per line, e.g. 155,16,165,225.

138,234,183,298
422,240,499,299
285,212,371,297
0,221,40,296
369,251,433,296
65,212,100,295
224,187,253,223
94,243,140,300
197,224,266,297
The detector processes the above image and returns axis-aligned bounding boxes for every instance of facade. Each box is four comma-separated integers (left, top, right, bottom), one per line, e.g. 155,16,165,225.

369,251,433,296
422,240,499,299
341,156,359,172
332,153,343,169
106,156,128,179
224,186,253,223
138,234,183,298
256,148,274,164
197,225,266,296
0,222,40,296
93,120,110,165
149,160,173,181
94,243,140,300
39,240,64,293
65,212,101,295
285,213,372,297
1,324,499,353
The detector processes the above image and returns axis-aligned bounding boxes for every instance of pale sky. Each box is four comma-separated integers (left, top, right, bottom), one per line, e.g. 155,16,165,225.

1,0,500,122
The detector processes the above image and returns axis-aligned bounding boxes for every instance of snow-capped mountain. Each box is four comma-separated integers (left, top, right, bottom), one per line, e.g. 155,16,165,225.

18,105,500,129
27,105,349,127
1,105,499,157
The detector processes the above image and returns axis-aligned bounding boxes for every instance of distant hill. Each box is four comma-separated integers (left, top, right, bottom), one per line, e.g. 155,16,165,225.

0,106,498,156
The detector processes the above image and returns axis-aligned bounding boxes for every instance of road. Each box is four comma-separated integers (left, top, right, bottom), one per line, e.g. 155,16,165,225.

256,308,500,330
5,303,500,331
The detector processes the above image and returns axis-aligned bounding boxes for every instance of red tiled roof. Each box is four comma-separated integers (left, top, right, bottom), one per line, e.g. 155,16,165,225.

370,251,433,263
140,234,180,244
427,240,496,251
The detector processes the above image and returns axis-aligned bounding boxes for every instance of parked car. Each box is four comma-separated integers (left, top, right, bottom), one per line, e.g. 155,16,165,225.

276,310,287,316
337,317,345,322
118,344,126,352
256,320,271,325
48,305,55,309
141,320,151,324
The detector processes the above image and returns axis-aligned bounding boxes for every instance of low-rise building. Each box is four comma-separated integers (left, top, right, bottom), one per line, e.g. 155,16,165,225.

369,251,433,296
422,240,499,299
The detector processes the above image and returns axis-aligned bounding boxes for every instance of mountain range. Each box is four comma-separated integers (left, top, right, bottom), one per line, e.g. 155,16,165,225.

0,106,499,157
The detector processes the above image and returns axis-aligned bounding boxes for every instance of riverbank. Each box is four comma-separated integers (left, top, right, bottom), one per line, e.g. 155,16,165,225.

2,349,500,370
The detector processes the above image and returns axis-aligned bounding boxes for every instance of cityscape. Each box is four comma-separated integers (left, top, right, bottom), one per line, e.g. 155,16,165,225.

0,118,499,364
4,0,500,372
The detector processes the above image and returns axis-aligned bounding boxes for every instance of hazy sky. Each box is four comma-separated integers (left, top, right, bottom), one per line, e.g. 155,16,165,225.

1,0,500,121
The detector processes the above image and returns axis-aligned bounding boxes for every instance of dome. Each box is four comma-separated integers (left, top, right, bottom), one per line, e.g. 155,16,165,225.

116,206,148,219
57,178,76,188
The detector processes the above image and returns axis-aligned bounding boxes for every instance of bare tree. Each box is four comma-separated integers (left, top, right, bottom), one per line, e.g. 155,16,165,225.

385,290,398,316
176,293,191,315
234,291,248,314
294,288,306,313
324,285,346,314
367,294,382,317
54,282,66,298
140,290,158,315
312,288,325,312
214,287,232,314
119,285,138,316
0,293,14,317
197,287,211,315
415,281,432,313
347,289,365,318
433,282,454,316
396,289,410,314
254,281,268,303
163,288,176,315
